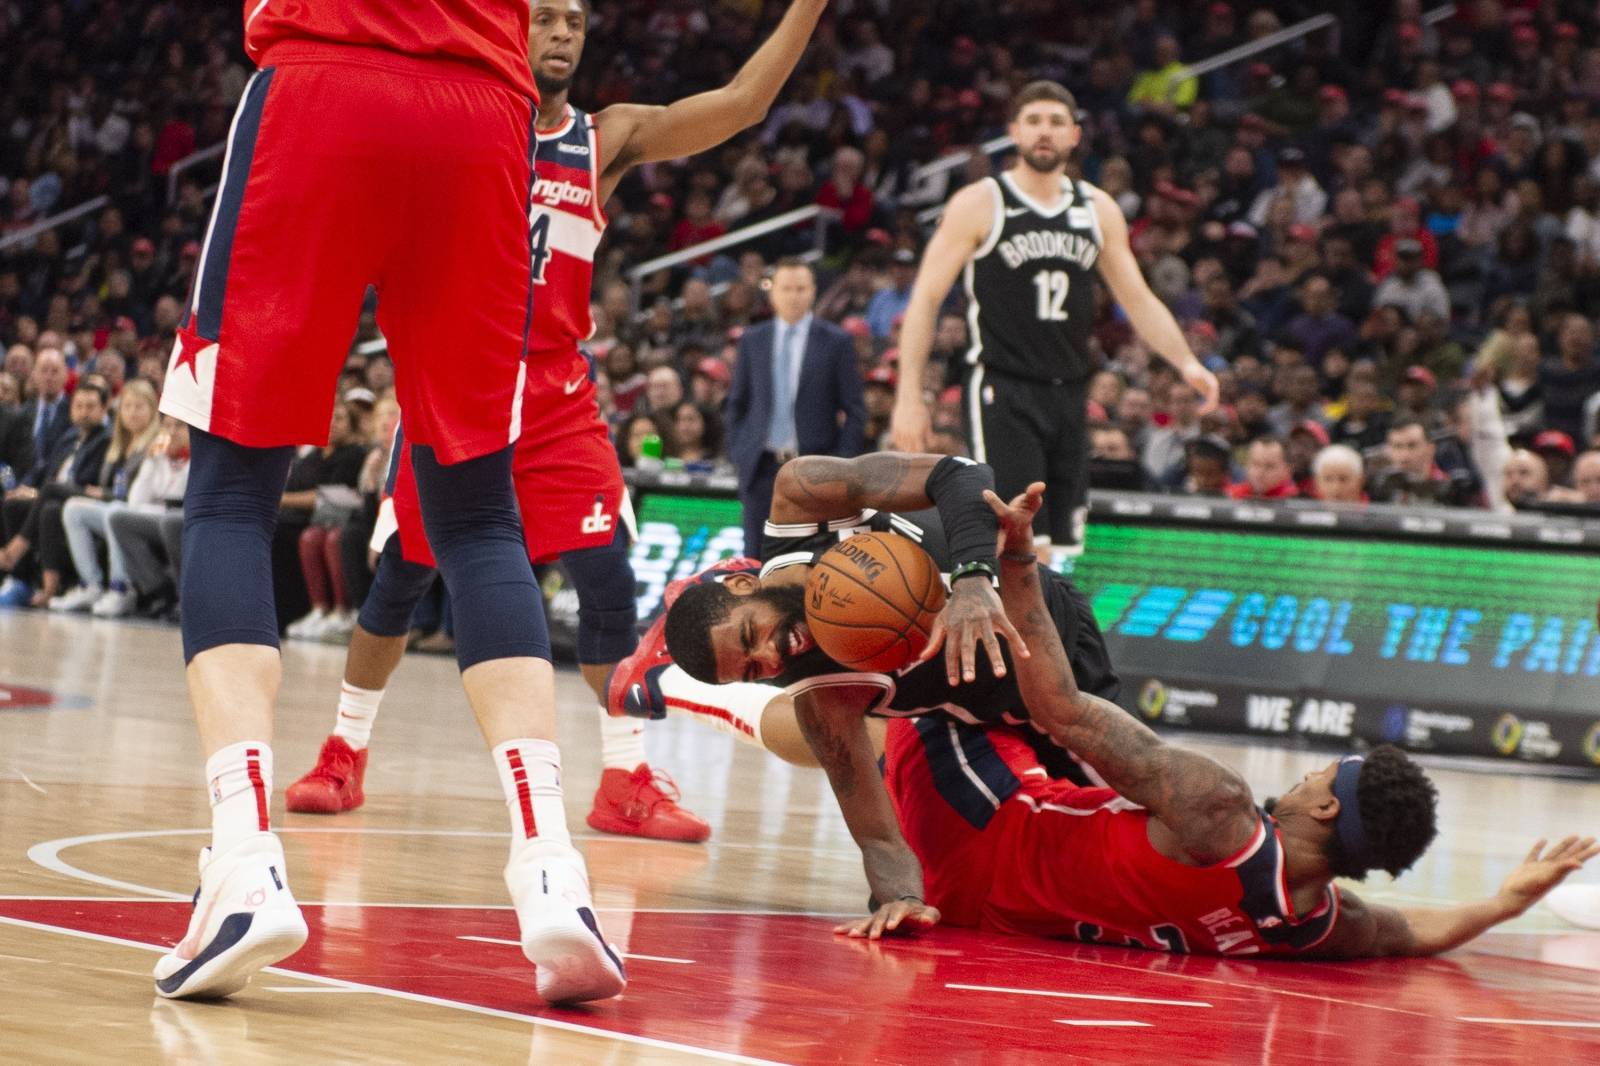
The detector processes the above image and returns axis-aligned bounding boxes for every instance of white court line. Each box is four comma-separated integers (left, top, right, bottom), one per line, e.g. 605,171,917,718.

460,935,696,965
1055,1020,1152,1028
265,986,368,993
25,826,855,902
1459,1017,1600,1029
0,915,793,1066
949,982,1211,1009
0,894,850,917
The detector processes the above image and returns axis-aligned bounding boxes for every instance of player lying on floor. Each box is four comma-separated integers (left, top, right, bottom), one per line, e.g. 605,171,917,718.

663,452,1121,937
882,481,1599,957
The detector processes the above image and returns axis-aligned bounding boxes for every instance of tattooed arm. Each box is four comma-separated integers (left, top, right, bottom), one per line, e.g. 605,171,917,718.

987,484,1258,866
769,452,947,525
793,686,941,939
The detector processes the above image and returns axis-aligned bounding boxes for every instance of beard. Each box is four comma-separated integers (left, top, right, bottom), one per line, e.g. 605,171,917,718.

753,584,809,670
535,71,574,99
1021,145,1065,174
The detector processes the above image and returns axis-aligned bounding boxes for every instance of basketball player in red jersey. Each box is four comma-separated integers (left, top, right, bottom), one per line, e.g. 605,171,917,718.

875,481,1599,956
283,0,830,843
154,0,624,1006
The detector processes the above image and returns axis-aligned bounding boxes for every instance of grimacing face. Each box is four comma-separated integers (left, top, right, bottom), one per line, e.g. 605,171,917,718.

707,582,813,683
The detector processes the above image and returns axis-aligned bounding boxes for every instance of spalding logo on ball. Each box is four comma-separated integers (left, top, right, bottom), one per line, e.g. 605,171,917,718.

804,532,947,672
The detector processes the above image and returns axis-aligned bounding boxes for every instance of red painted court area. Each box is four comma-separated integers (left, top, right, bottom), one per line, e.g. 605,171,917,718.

6,899,1599,1065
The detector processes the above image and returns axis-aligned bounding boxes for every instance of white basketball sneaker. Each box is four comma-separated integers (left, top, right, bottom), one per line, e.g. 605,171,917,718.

153,832,308,999
504,838,626,1004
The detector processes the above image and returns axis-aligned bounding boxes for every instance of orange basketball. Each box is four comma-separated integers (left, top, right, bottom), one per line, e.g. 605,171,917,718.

804,532,948,672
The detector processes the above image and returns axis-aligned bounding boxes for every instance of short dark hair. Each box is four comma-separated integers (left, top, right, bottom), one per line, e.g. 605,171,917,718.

1329,745,1438,879
1388,415,1428,437
75,379,110,407
771,256,813,277
664,582,737,684
1010,80,1078,122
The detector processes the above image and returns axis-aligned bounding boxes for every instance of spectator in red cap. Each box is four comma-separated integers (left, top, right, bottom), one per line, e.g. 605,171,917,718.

1533,429,1577,487
1396,365,1439,424
862,365,897,447
1372,198,1438,279
1228,436,1299,499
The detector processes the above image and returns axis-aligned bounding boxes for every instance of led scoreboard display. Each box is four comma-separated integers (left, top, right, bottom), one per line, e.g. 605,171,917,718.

610,483,1600,771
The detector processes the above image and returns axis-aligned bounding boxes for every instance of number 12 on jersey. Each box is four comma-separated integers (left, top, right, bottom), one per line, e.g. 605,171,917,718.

1033,269,1070,321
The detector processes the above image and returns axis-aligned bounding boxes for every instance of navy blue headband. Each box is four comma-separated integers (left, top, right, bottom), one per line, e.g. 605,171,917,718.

1332,755,1370,871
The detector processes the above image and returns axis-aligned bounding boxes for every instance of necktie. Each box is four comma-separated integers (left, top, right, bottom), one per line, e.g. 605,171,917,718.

770,324,798,453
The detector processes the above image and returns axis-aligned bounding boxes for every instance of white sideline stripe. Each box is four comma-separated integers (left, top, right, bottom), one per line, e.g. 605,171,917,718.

1055,1019,1152,1028
1459,1017,1600,1029
949,982,1211,1009
265,986,368,993
0,894,851,917
459,935,695,965
0,916,791,1066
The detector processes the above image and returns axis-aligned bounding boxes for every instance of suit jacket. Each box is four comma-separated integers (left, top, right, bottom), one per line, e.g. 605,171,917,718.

727,317,867,493
0,406,35,482
20,394,71,459
25,424,109,490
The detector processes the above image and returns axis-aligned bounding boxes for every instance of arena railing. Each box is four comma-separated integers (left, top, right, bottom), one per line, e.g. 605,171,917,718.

167,142,227,205
908,4,1457,223
0,195,111,254
623,204,838,308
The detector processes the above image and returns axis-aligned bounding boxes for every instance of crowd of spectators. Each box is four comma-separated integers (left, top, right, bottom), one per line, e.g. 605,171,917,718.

9,2,1600,635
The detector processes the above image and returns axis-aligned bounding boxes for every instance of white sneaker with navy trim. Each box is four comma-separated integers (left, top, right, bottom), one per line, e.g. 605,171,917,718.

153,832,308,999
505,838,626,1004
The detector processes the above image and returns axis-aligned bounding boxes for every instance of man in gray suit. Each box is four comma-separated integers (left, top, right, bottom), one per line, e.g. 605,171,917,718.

728,258,867,555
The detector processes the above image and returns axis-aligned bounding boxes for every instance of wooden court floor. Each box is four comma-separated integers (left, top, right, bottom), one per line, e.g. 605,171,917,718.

3,609,1599,1065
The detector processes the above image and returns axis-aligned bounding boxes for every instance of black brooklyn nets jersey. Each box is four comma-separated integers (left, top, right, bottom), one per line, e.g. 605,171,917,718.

757,508,1118,723
964,172,1103,383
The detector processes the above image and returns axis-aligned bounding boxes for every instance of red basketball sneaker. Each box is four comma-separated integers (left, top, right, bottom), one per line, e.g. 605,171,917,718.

586,765,711,843
285,736,367,814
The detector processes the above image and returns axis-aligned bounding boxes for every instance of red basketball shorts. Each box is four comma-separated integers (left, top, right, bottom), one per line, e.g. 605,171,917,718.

386,348,628,567
158,41,535,464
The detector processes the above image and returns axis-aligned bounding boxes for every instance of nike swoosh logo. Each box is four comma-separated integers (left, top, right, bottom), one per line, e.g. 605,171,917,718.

563,378,583,394
1005,207,1029,217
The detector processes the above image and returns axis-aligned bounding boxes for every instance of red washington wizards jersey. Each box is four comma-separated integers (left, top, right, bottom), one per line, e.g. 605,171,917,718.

530,105,606,352
243,0,537,99
985,785,1341,956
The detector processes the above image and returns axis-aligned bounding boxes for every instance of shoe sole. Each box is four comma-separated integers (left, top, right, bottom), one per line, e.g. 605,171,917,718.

521,914,627,1005
586,808,711,844
154,909,308,1000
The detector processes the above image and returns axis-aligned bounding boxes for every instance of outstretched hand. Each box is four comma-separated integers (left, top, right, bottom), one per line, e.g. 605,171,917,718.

1500,836,1600,913
920,577,1028,684
834,898,942,940
982,483,1046,556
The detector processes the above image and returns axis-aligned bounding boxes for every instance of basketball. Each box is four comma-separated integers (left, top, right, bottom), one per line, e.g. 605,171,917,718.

804,532,947,672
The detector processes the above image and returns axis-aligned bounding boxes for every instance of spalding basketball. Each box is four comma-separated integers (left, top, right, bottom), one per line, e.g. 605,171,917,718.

805,532,947,672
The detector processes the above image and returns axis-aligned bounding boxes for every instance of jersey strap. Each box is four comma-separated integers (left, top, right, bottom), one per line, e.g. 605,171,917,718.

912,715,1022,829
1235,816,1342,950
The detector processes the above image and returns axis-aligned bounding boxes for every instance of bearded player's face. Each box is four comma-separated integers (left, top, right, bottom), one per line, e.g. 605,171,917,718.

706,585,815,684
1010,102,1079,174
529,0,587,97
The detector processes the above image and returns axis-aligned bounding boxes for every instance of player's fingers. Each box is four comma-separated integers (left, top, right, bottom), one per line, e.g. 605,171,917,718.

1526,838,1548,863
944,618,963,684
982,488,1010,521
993,609,1029,659
959,619,980,683
980,620,1006,678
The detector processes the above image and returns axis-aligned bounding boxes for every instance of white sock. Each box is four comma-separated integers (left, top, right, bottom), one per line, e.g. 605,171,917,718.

492,739,569,847
657,666,773,749
206,741,272,854
598,706,647,772
332,681,384,750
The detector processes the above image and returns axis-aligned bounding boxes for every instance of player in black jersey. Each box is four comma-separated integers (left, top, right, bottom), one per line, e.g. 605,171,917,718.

662,450,1120,938
891,81,1220,556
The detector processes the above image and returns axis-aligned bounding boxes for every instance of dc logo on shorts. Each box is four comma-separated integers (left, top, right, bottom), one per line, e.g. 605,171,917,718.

581,498,613,535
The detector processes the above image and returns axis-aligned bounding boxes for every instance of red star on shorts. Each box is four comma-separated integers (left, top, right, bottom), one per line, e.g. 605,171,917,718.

172,329,209,383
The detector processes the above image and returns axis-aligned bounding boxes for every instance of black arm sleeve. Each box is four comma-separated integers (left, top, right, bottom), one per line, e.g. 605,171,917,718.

923,456,998,575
